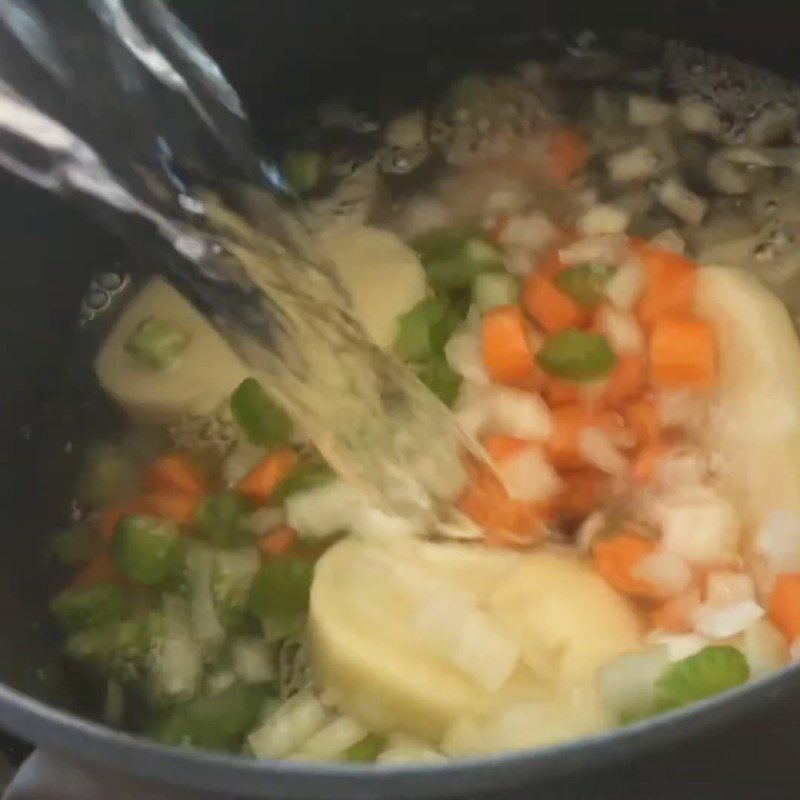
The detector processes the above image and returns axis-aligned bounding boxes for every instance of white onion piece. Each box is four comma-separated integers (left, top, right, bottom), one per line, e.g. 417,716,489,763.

496,446,561,503
646,632,709,662
657,489,741,563
656,447,708,491
248,690,327,759
693,600,764,638
504,247,536,278
707,151,756,195
605,258,645,310
300,716,368,759
628,95,671,126
633,551,692,596
746,106,797,146
599,306,644,355
598,645,670,719
377,735,446,764
578,427,627,475
656,389,708,434
607,146,660,183
677,99,722,136
655,178,708,226
741,619,788,678
705,572,755,606
397,195,452,239
755,509,800,574
384,110,426,149
485,385,553,440
499,212,556,252
243,507,285,537
446,319,491,385
559,234,626,266
577,204,630,236
648,228,685,255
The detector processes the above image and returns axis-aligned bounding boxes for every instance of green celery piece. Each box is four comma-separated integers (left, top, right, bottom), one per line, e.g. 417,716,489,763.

249,559,314,622
537,329,617,381
195,491,254,548
554,263,617,308
230,378,293,447
65,618,150,681
211,548,262,634
394,298,458,362
271,459,335,504
112,515,181,586
417,356,462,407
51,582,129,630
343,733,384,763
654,645,750,713
124,317,191,370
414,229,503,290
472,272,520,313
283,150,325,193
50,524,94,566
153,682,272,752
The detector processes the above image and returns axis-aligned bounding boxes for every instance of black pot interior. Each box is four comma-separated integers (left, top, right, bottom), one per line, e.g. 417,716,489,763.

1,0,800,780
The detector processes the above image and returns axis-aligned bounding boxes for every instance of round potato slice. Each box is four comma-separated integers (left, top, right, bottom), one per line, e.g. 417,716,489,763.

695,266,800,530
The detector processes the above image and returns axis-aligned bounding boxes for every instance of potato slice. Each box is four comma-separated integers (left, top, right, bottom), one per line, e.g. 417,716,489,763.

318,225,427,349
695,266,800,530
95,277,249,425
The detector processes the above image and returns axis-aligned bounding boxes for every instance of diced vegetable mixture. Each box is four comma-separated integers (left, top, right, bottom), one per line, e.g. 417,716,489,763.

53,35,800,762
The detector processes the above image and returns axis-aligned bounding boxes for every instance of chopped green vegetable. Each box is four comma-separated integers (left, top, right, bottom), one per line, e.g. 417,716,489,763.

212,548,262,633
344,733,384,763
283,150,325,193
249,559,314,624
124,317,191,370
554,262,617,308
417,356,462,407
65,618,150,681
153,682,271,752
394,298,458,362
51,524,94,566
112,515,181,586
537,329,617,380
414,229,504,290
472,272,520,313
654,645,750,712
271,459,335,504
195,491,254,548
230,378,293,447
51,582,129,630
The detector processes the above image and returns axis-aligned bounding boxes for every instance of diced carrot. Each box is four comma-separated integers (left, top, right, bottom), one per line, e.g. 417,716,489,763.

630,441,666,484
142,492,200,525
547,405,614,468
625,399,661,446
143,452,207,496
649,314,717,389
238,449,299,503
649,589,702,633
260,525,299,558
458,464,547,546
601,355,646,408
547,127,590,185
72,551,121,588
523,274,587,334
483,434,531,463
634,245,697,328
542,375,581,406
769,573,800,642
481,305,539,387
554,469,605,520
593,533,658,597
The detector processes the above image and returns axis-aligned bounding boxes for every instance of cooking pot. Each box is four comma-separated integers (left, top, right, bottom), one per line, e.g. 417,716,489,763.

1,1,800,797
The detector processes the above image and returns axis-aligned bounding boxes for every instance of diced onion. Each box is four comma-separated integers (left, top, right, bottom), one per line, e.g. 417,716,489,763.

705,572,755,606
693,600,764,638
755,509,800,574
599,306,644,355
397,195,451,239
578,427,627,475
607,146,660,183
628,95,671,126
377,735,446,764
243,507,285,537
654,178,708,226
633,551,692,596
741,619,788,677
298,716,368,759
231,638,276,684
598,645,670,718
248,690,328,759
646,631,708,662
384,110,426,149
577,204,630,236
605,258,645,310
677,99,722,136
656,447,708,491
559,234,627,266
499,212,557,252
478,385,554,441
496,445,562,503
445,320,491,385
286,480,360,540
648,228,685,255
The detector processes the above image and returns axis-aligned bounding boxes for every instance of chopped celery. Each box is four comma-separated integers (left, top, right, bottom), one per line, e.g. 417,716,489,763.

394,298,458,362
195,491,254,548
537,329,617,380
112,515,181,586
414,229,503,290
472,272,520,313
51,582,130,630
153,681,272,751
417,356,462,407
65,618,150,681
249,559,314,623
271,458,335,504
554,263,617,308
344,733,384,763
211,548,261,633
230,378,293,447
124,317,191,370
654,645,749,712
50,524,93,566
283,150,325,193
